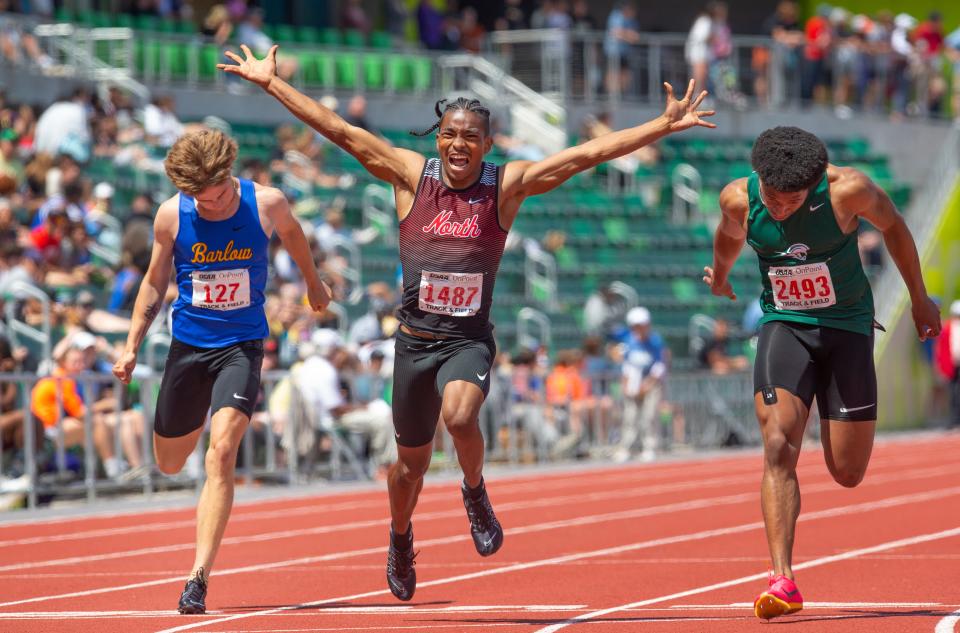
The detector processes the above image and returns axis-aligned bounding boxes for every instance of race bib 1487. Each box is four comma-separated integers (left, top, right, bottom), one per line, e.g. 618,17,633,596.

418,270,483,317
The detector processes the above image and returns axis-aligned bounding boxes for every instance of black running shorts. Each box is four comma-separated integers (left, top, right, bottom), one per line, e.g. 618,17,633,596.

392,329,496,447
154,337,264,438
754,320,877,421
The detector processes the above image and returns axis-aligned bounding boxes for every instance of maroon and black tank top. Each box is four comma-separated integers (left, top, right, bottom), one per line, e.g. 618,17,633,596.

396,158,508,338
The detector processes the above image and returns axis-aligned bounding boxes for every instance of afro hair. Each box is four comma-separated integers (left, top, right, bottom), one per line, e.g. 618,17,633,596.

750,127,828,193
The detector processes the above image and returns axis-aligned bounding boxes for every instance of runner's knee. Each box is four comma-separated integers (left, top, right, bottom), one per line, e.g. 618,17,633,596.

762,428,799,471
156,453,187,475
396,453,430,482
205,441,238,479
828,462,866,488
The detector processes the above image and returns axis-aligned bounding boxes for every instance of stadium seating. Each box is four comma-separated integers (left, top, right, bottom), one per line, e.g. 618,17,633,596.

87,128,907,359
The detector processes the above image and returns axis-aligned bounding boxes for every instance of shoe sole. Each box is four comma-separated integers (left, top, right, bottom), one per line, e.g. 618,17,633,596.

753,593,802,619
178,605,205,615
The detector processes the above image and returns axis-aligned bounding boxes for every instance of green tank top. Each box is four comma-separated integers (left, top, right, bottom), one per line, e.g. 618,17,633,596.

746,171,874,336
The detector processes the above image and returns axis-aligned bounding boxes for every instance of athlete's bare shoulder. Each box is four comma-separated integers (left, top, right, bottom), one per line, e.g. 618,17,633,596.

252,182,287,209
827,164,876,212
719,177,750,220
153,194,181,240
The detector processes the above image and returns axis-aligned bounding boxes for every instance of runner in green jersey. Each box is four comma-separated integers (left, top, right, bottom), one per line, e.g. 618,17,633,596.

703,126,941,620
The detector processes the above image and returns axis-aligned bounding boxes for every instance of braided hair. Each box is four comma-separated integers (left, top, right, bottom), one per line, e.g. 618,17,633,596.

409,97,491,137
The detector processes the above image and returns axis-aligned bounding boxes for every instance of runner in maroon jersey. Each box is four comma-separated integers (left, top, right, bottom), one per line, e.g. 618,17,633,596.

220,44,715,601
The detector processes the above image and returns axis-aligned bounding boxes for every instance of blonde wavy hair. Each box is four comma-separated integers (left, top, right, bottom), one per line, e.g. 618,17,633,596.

164,129,238,196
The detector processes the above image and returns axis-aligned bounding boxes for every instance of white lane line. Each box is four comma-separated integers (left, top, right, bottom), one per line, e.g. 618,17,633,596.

0,436,940,536
669,602,949,609
4,459,953,575
147,487,960,633
0,453,761,533
1,478,957,612
0,605,589,619
936,608,960,633
0,464,761,551
534,526,960,632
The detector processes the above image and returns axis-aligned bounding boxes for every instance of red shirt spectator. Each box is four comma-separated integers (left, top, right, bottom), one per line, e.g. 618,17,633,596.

804,14,832,61
914,12,944,58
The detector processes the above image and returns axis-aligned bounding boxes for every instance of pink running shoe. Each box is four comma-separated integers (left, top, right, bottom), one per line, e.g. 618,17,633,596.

754,573,804,619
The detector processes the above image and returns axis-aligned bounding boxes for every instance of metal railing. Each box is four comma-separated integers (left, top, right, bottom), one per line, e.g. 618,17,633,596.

361,184,396,241
524,247,559,310
0,364,759,510
3,282,53,366
32,22,149,101
327,235,364,304
671,163,703,226
437,53,567,156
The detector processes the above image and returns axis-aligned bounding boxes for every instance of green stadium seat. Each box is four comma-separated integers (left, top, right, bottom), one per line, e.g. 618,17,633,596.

92,12,113,28
385,56,412,91
116,14,135,29
198,45,221,80
362,54,385,89
135,15,160,32
342,29,366,47
296,26,320,44
160,42,187,79
274,24,297,44
158,18,178,33
54,7,73,22
299,51,335,87
411,57,432,92
335,53,359,89
370,31,392,49
320,28,342,46
176,20,197,34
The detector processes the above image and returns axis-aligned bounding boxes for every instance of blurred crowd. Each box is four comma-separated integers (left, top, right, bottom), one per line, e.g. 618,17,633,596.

3,1,960,118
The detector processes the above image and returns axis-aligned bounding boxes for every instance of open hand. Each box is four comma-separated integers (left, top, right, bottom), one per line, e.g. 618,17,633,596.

662,79,716,132
217,44,278,89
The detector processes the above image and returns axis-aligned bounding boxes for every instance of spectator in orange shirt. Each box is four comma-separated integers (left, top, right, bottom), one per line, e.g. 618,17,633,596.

544,349,591,458
30,345,129,478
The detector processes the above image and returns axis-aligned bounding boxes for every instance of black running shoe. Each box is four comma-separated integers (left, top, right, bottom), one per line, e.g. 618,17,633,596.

462,479,503,557
178,570,207,614
386,528,417,601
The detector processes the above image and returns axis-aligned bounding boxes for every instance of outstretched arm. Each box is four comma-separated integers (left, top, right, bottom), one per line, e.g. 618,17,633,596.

838,170,941,340
219,45,423,192
703,178,749,302
500,80,715,206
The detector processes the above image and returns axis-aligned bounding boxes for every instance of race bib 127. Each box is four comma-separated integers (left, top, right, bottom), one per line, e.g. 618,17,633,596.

191,268,251,311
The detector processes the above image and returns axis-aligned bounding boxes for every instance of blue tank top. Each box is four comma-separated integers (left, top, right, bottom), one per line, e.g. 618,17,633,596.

171,178,269,348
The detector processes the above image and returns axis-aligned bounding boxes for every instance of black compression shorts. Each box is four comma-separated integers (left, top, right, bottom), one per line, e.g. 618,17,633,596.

391,329,496,447
754,320,877,421
154,337,264,438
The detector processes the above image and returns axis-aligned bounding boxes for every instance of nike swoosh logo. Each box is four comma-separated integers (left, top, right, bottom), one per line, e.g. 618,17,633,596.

233,393,249,401
468,197,485,204
839,404,874,413
476,372,488,381
809,203,824,211
232,225,245,231
481,537,493,549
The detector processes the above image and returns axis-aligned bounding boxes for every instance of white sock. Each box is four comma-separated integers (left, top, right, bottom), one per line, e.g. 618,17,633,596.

104,457,123,478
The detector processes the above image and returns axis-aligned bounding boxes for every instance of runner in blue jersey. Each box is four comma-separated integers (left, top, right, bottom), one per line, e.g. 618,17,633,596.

112,129,330,614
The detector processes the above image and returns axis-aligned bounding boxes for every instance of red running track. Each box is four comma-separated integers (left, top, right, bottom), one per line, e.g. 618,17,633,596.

0,431,958,633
